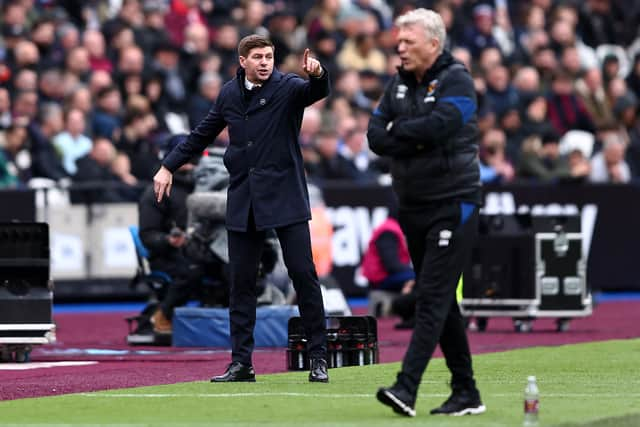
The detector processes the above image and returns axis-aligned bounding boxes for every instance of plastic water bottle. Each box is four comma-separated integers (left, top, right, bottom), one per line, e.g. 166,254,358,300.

524,376,540,426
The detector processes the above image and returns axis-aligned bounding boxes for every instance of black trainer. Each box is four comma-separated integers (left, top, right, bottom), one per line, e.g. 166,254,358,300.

430,387,486,416
210,362,256,382
376,385,416,417
309,358,329,383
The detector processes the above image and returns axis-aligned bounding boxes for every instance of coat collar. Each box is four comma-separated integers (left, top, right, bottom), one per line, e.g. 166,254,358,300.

236,68,284,112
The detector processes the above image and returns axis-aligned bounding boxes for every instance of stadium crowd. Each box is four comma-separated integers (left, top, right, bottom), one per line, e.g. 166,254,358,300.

1,0,640,196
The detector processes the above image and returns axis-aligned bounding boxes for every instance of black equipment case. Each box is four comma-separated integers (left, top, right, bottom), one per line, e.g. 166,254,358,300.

0,222,55,362
460,214,592,332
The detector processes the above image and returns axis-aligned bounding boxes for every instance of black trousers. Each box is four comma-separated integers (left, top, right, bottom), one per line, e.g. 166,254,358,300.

227,215,327,365
395,201,479,396
158,255,203,319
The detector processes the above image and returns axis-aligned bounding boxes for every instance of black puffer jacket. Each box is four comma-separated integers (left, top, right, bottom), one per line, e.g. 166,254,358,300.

367,50,481,206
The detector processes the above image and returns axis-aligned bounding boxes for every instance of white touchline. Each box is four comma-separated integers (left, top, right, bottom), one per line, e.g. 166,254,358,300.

78,392,640,398
0,361,98,370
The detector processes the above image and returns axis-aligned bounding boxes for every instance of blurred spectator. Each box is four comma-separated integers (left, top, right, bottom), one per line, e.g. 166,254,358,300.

102,0,144,44
577,0,628,48
83,29,113,73
548,12,598,71
337,32,386,74
267,8,307,67
117,45,145,76
521,94,552,140
72,137,138,203
517,130,572,182
211,21,240,80
463,3,500,58
606,77,628,107
451,46,472,71
151,40,186,111
181,22,211,93
589,132,631,183
561,46,582,79
12,90,39,122
65,85,93,117
337,127,377,183
310,29,340,80
239,0,268,38
479,128,515,184
187,72,221,128
575,68,616,130
38,68,64,105
627,54,640,100
92,85,123,140
513,66,540,108
116,109,160,182
29,102,68,180
30,16,62,70
65,46,91,83
304,0,341,44
601,53,621,85
52,108,92,175
0,88,11,130
138,0,169,55
309,128,361,183
12,68,38,92
485,64,518,117
9,40,40,71
0,123,31,185
612,93,640,177
546,69,594,136
477,46,503,75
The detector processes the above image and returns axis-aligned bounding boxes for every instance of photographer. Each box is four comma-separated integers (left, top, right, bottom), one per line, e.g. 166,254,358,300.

138,134,201,334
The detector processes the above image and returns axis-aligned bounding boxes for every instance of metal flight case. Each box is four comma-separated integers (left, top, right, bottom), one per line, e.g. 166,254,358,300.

460,214,592,332
0,223,56,362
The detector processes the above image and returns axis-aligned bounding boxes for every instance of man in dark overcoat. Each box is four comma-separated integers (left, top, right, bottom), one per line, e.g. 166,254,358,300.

153,34,330,383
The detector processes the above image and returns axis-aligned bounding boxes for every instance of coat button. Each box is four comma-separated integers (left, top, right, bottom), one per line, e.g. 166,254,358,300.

249,167,255,173
247,140,253,146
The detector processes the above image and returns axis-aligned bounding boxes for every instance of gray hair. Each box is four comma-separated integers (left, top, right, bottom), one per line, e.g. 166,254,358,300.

395,8,446,54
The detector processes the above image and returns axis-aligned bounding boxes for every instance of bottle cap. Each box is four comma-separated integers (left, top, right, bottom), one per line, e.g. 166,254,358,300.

528,375,536,381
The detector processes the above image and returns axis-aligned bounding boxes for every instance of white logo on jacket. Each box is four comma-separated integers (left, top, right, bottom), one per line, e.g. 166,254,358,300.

438,229,452,247
396,84,408,99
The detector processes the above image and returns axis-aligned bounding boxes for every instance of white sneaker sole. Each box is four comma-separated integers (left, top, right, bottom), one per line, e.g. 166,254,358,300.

380,389,416,417
450,405,487,416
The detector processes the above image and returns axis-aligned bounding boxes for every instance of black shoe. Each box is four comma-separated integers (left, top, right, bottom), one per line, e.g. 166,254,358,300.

430,387,486,416
376,385,416,417
309,358,329,383
210,362,256,382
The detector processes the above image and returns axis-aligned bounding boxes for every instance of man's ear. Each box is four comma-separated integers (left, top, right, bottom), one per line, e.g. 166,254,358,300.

239,56,246,68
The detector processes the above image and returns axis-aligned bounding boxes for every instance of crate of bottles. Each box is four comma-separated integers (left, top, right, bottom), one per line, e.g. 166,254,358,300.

287,316,378,370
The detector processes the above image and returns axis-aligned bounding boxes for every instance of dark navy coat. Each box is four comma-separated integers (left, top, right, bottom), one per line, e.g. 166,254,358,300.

163,67,330,231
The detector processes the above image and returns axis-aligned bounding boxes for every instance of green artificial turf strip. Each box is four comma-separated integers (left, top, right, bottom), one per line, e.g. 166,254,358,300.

1,339,639,426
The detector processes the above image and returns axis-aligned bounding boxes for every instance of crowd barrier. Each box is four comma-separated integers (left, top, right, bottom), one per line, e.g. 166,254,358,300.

1,181,639,297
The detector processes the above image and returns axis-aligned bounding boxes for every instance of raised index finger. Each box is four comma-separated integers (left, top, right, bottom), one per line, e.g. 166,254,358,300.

303,48,309,66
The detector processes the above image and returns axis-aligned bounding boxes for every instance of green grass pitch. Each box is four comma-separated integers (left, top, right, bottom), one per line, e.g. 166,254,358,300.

1,339,639,426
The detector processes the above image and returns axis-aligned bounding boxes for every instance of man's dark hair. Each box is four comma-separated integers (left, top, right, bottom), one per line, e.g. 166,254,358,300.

238,34,274,58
